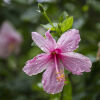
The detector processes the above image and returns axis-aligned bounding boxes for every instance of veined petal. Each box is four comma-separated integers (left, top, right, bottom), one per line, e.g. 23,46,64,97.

57,29,80,53
32,30,56,53
45,30,56,51
23,53,50,76
61,52,92,75
42,60,64,94
32,32,49,53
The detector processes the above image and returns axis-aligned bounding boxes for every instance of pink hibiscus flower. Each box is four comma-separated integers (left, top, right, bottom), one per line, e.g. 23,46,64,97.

0,21,22,58
23,29,92,94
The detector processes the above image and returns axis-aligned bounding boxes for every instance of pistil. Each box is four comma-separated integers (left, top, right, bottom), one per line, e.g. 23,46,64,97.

54,54,65,82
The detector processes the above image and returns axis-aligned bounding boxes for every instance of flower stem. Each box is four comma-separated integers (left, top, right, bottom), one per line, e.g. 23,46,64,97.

60,89,64,100
38,3,55,28
43,12,55,28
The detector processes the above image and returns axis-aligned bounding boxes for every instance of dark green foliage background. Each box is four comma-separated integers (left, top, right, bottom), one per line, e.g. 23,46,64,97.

0,0,100,100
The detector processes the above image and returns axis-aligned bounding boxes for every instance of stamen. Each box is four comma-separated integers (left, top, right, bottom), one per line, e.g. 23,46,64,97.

54,55,59,74
54,54,66,82
56,71,65,82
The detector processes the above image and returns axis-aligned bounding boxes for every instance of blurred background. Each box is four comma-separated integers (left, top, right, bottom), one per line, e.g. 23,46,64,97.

0,0,100,100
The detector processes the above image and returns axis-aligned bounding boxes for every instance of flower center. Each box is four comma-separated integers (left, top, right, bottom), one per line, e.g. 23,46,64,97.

51,48,61,55
8,42,15,52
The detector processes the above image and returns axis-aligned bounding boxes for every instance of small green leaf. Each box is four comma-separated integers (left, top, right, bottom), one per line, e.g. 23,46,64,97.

59,11,69,22
61,16,73,32
41,23,57,31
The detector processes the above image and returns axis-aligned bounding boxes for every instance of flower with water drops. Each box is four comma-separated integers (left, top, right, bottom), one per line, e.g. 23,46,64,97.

0,21,22,59
23,29,92,94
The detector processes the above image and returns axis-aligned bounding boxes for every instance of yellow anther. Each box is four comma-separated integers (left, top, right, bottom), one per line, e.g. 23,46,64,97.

60,74,64,78
56,73,65,82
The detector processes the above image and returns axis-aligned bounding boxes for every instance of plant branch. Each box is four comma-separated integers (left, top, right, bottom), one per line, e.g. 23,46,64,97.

60,88,64,100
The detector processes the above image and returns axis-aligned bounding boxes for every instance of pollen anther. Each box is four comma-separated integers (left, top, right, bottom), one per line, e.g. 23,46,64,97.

56,72,65,82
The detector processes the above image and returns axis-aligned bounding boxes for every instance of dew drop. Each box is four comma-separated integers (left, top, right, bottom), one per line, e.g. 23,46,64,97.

36,62,38,64
37,67,39,70
42,80,44,84
41,47,44,51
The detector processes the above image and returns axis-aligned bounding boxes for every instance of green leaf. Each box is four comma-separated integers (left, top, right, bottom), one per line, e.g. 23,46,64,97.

41,23,57,31
59,11,69,22
61,16,73,32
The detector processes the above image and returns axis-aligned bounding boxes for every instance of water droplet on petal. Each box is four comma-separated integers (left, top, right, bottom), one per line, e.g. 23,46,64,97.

42,80,44,84
41,47,44,51
36,62,38,64
37,67,39,70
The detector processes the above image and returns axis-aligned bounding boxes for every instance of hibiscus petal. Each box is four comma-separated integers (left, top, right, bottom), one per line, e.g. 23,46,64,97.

0,36,10,58
57,29,80,52
23,53,50,76
61,52,92,75
0,21,15,34
32,32,50,52
32,30,56,53
45,30,56,51
0,21,22,42
42,60,64,94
